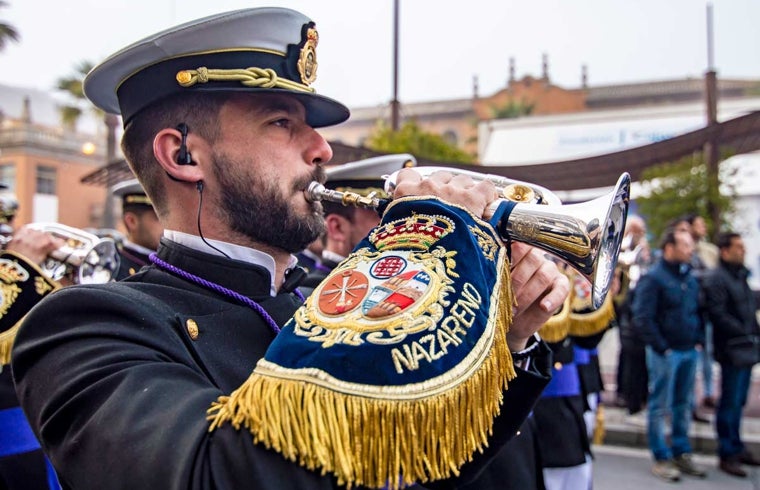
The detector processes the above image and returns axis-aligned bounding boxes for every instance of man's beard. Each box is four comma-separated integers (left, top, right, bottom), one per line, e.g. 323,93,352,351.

212,152,326,253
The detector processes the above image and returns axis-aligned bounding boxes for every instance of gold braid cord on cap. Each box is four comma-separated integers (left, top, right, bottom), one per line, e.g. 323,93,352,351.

176,67,316,93
207,197,516,489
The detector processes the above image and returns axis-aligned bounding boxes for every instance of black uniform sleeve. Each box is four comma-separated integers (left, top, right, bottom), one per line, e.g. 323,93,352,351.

12,285,340,490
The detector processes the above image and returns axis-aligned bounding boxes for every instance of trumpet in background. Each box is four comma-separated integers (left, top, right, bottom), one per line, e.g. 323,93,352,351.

1,223,120,284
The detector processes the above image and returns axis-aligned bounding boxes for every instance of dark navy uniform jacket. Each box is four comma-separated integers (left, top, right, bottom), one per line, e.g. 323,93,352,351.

12,239,551,490
114,241,152,280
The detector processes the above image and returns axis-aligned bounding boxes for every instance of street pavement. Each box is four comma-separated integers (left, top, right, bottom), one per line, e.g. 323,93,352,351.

596,330,760,456
593,444,760,489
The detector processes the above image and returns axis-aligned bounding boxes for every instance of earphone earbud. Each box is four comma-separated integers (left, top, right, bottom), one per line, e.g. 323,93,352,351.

175,123,194,165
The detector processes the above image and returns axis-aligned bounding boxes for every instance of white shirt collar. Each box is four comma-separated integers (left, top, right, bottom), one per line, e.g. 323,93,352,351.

162,230,297,296
321,249,346,265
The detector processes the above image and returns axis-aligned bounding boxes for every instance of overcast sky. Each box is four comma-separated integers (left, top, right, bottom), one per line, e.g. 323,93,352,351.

1,0,759,109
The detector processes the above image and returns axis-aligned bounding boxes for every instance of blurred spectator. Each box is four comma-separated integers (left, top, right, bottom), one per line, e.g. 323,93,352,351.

685,213,720,412
703,232,760,478
633,229,707,482
614,215,651,414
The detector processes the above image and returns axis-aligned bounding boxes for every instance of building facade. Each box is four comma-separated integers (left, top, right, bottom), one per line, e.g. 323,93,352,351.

0,84,109,230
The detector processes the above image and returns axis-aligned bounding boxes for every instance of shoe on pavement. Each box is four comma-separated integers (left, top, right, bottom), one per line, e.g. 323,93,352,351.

673,453,707,478
719,459,748,478
702,396,717,409
692,410,710,424
652,460,681,482
739,451,760,466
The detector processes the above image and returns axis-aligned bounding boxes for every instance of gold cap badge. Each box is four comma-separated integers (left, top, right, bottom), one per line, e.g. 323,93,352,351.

297,27,319,85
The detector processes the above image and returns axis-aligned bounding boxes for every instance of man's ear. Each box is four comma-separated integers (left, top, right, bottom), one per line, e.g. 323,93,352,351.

122,211,138,233
153,127,206,183
324,214,350,242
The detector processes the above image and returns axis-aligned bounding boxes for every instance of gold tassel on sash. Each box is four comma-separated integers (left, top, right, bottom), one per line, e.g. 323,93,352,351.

0,322,20,365
592,404,606,445
208,263,516,490
568,294,615,337
538,294,571,343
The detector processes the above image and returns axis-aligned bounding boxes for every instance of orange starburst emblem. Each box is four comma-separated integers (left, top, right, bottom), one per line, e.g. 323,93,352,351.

318,269,368,315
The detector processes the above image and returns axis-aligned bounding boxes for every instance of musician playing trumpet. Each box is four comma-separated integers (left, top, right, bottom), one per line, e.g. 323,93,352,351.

9,8,573,490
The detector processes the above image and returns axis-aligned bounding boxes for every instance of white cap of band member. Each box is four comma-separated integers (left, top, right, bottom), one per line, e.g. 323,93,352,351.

83,8,349,128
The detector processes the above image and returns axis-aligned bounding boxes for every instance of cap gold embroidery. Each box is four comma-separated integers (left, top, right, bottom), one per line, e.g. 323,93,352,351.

297,27,318,85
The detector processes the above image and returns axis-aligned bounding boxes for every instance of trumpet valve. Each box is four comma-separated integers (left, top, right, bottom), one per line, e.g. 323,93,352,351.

341,192,380,209
501,184,536,203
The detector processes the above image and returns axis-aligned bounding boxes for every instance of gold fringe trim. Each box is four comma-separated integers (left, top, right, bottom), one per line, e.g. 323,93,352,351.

208,261,515,489
592,404,606,445
568,294,615,337
538,294,571,344
0,321,20,365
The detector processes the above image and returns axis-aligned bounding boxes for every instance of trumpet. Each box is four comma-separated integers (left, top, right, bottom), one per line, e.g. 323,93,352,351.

1,223,121,284
305,167,631,309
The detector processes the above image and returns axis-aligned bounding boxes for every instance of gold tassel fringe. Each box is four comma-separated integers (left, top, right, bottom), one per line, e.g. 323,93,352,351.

538,295,571,344
592,404,606,445
208,265,516,489
568,295,615,337
0,322,20,366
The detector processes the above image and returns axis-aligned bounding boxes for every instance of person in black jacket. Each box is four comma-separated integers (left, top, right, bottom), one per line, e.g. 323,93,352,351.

703,232,760,477
10,7,569,490
633,229,707,482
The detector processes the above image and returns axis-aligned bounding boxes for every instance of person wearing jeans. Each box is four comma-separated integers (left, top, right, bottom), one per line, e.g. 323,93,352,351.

633,229,707,482
703,232,760,477
645,347,698,461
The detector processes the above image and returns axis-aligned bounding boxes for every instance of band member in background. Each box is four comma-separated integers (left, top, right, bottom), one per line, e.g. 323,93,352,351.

112,179,163,279
533,264,614,490
300,154,414,294
1,203,64,490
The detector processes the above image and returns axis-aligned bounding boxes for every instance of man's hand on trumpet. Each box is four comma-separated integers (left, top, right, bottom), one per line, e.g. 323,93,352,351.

392,168,570,352
507,243,570,350
392,168,499,218
6,225,67,267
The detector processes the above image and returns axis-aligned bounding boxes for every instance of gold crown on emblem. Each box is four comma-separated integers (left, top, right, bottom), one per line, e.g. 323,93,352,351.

370,214,455,251
0,258,30,283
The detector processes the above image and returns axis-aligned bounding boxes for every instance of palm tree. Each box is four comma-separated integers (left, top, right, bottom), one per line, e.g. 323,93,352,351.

0,1,20,52
56,60,96,131
57,60,120,227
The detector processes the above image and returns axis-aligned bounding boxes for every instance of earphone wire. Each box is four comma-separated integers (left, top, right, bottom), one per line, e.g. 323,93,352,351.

196,182,231,259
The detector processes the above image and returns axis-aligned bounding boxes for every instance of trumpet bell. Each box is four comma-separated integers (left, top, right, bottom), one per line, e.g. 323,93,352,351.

588,173,630,308
78,239,121,284
31,223,121,284
498,173,630,309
